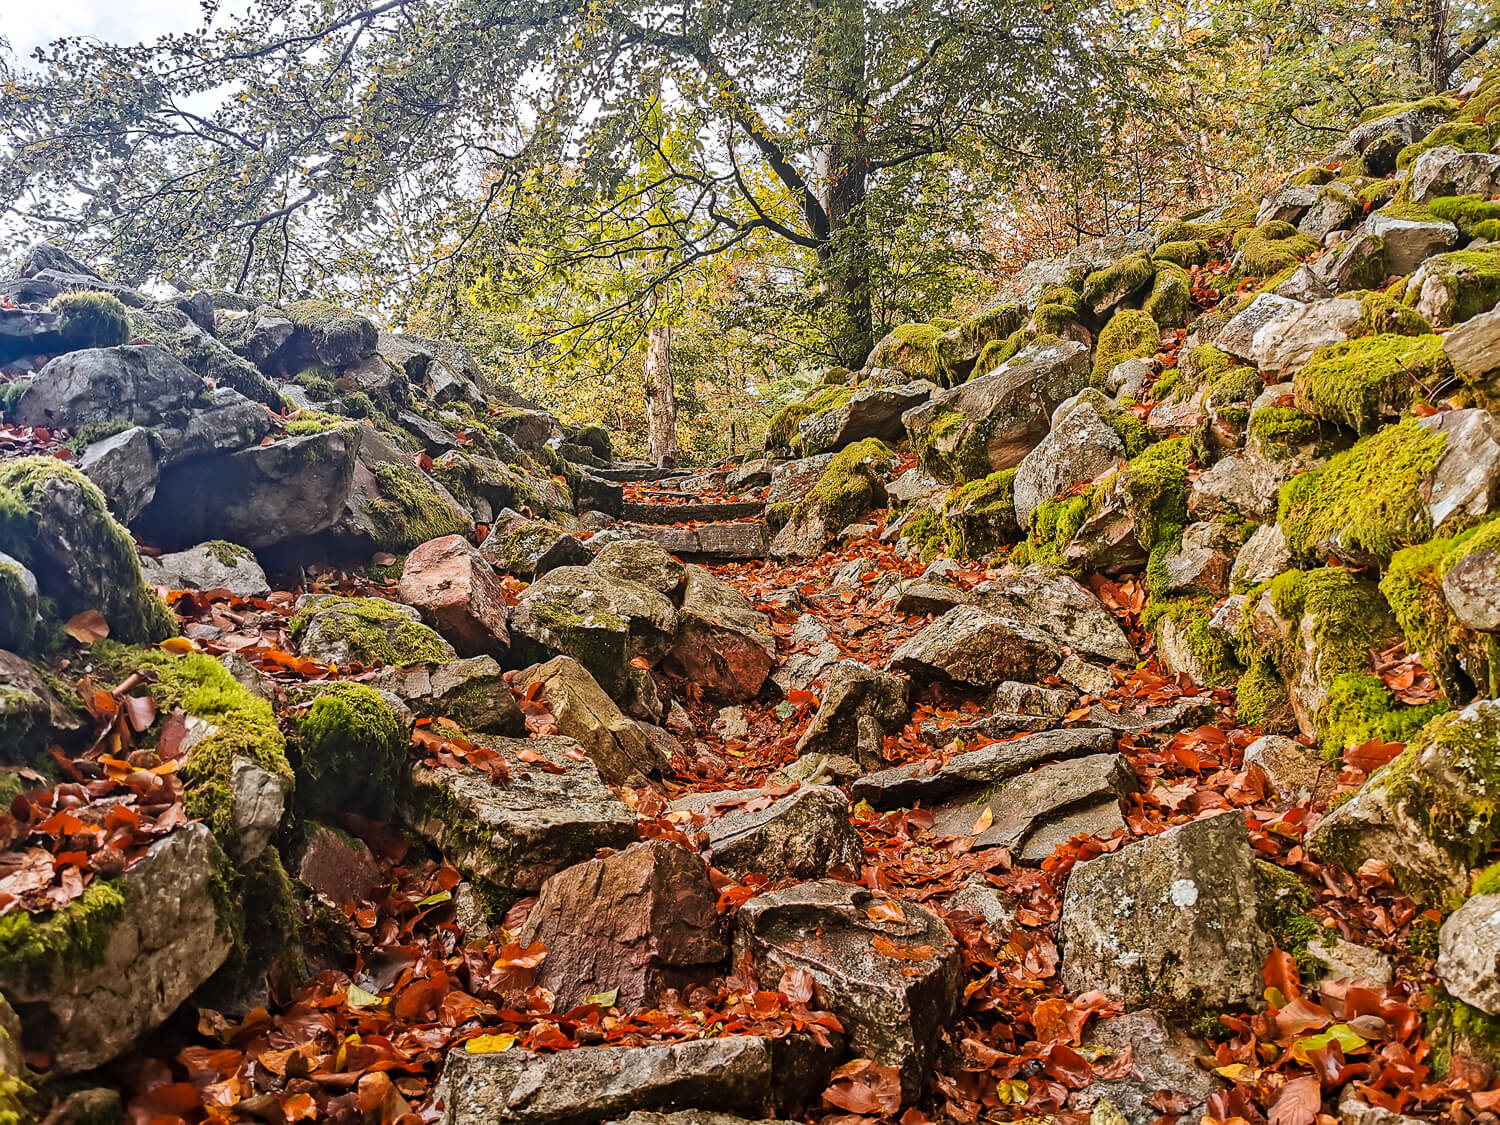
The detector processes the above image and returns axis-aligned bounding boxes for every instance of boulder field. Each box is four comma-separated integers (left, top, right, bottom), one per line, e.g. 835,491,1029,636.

1,72,1500,1125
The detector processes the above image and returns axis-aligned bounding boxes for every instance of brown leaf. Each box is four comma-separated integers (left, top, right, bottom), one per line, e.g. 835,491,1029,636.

64,609,110,644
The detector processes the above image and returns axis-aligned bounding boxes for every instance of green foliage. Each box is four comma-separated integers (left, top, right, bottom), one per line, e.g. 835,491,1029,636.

1277,418,1449,562
1294,334,1451,433
48,291,130,349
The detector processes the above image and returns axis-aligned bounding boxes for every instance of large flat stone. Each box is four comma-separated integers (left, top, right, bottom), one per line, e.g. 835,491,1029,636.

439,1034,835,1125
399,735,637,896
850,727,1116,810
669,784,864,880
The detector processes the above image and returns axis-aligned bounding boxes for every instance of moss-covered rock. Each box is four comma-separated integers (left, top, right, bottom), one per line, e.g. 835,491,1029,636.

1277,417,1449,564
1080,253,1155,313
1349,290,1431,338
361,462,471,552
771,439,897,560
289,595,457,667
0,458,176,645
1310,699,1500,900
1293,334,1451,433
1397,121,1499,169
0,880,126,995
281,300,378,370
765,385,854,453
1152,239,1211,268
1427,193,1500,237
1233,221,1319,277
1404,247,1500,326
90,643,293,851
940,470,1020,558
48,291,129,350
1247,406,1321,457
574,423,613,460
1092,308,1160,383
865,323,945,382
287,682,406,819
1031,286,1085,336
1383,516,1500,700
1144,262,1192,328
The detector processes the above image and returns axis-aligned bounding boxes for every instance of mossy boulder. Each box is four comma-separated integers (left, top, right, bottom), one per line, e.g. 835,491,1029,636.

1235,568,1423,749
764,385,854,454
0,551,39,653
0,458,176,644
279,300,378,371
0,822,231,1075
1383,516,1500,700
356,460,472,554
509,566,679,697
1080,253,1155,314
1031,286,1085,336
124,304,285,410
1092,309,1160,383
574,423,613,460
1152,240,1211,268
1310,699,1500,902
1144,262,1192,328
1404,248,1500,326
940,470,1021,557
770,438,897,560
290,595,457,668
48,291,129,350
1426,194,1500,238
1293,334,1451,433
903,339,1091,484
1232,222,1319,278
1277,415,1449,565
287,682,407,819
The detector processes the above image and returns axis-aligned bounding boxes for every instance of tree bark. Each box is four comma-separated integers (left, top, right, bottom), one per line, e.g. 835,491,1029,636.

814,0,873,369
644,314,678,468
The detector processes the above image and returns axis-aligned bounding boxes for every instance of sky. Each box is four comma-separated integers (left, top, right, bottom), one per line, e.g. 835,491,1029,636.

5,0,208,65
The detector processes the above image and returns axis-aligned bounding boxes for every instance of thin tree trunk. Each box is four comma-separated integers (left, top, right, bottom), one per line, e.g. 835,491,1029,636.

814,0,872,368
644,308,678,467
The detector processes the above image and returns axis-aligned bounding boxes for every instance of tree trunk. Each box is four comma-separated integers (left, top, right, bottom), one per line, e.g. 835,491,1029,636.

814,0,872,369
644,316,678,468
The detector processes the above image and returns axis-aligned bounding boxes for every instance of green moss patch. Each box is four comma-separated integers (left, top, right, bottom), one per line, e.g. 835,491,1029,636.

288,682,405,819
1397,121,1499,169
363,462,469,552
1294,334,1450,433
1152,240,1211,268
0,880,125,993
1277,417,1448,563
49,291,130,350
1144,262,1191,328
1032,286,1084,336
1405,248,1500,325
794,438,897,530
1093,308,1160,383
289,595,453,667
1080,253,1155,310
0,458,176,645
1233,221,1319,278
1382,516,1500,699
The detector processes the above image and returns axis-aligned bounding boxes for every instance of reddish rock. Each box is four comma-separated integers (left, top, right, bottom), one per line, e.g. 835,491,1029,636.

663,567,776,702
398,534,509,656
516,839,728,1011
292,822,382,904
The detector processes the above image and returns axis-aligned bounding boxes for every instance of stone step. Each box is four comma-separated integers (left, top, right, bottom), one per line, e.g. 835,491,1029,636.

591,465,691,482
610,520,769,560
619,500,765,524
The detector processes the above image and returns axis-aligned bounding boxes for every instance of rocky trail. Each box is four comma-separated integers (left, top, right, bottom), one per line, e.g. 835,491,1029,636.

3,74,1500,1125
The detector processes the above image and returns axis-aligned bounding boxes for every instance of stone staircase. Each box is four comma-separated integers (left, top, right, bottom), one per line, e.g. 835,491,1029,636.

578,463,770,561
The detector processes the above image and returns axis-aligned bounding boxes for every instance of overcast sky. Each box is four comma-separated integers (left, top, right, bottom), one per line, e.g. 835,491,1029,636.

6,0,209,65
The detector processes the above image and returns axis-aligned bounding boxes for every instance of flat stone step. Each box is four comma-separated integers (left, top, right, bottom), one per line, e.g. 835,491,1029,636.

620,500,765,524
610,520,769,560
592,466,691,482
